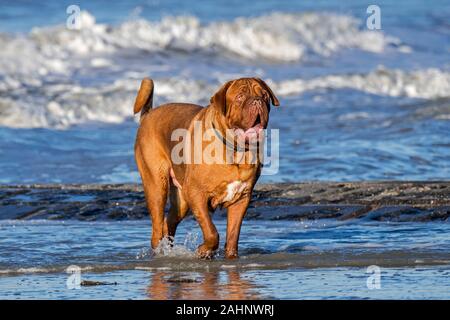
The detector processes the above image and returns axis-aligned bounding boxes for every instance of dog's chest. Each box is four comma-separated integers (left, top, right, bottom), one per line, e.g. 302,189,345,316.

223,180,247,202
211,179,249,208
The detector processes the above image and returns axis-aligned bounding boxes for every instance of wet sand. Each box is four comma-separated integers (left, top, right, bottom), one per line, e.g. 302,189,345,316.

0,181,448,221
2,266,449,300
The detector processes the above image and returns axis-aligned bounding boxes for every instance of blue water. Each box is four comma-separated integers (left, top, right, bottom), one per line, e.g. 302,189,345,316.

0,1,449,300
0,0,449,183
0,219,449,299
1,0,449,33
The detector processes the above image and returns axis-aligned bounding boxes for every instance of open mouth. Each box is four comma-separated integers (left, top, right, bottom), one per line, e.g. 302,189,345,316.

233,114,265,142
253,114,261,128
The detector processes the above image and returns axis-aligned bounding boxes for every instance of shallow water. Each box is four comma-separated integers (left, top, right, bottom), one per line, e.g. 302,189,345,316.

0,219,448,299
2,266,449,300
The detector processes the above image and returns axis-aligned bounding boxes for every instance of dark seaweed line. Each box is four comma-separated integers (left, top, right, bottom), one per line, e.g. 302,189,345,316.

0,182,449,222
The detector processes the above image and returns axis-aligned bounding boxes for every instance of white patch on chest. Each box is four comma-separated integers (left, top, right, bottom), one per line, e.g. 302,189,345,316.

223,180,247,202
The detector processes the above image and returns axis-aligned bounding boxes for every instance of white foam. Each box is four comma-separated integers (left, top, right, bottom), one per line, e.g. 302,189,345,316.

0,267,53,275
0,10,399,90
243,263,265,268
22,11,399,62
273,67,450,99
0,10,447,129
1,68,449,129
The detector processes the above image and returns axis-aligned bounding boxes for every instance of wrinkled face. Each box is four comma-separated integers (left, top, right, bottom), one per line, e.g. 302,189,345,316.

215,78,279,141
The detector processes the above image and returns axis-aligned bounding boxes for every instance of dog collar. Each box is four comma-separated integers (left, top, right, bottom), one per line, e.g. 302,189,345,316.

210,122,248,153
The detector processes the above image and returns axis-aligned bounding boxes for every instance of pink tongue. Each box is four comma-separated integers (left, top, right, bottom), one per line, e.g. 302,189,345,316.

234,126,263,141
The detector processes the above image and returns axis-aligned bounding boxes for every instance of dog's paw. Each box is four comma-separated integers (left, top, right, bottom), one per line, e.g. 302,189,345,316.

196,244,215,259
224,250,239,260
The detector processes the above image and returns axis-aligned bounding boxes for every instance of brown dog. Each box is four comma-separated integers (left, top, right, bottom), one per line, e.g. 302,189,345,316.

134,78,279,259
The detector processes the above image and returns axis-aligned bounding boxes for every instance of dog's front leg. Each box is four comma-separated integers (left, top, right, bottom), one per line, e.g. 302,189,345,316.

190,197,219,259
224,196,251,259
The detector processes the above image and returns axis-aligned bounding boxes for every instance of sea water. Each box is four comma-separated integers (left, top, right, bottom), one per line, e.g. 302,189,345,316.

0,0,449,299
0,218,449,299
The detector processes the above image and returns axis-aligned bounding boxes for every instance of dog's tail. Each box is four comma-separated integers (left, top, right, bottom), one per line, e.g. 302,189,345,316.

133,78,154,117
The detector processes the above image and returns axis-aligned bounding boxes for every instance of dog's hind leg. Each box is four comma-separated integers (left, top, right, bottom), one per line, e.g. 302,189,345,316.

164,185,189,240
135,147,169,250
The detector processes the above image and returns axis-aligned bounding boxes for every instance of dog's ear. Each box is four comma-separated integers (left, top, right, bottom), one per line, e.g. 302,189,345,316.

255,78,280,107
210,80,234,115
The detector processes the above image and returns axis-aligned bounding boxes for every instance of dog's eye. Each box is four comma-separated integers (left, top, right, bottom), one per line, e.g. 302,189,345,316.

236,94,245,102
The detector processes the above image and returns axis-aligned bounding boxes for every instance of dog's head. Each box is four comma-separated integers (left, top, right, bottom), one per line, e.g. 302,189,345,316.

210,78,279,140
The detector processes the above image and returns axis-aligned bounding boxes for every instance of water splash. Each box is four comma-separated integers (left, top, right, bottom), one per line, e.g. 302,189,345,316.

136,232,200,259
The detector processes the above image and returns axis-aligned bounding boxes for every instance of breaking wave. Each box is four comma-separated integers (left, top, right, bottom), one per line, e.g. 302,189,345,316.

11,11,400,61
1,11,448,129
0,10,400,84
272,67,450,99
0,67,449,129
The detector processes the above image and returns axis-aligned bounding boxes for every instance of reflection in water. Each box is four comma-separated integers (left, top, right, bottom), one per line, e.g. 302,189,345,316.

147,270,262,300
